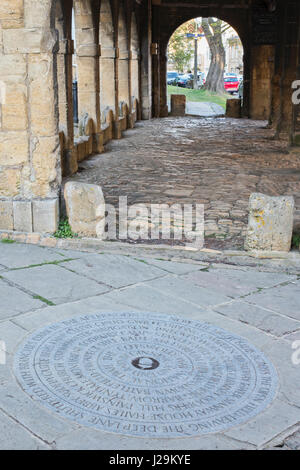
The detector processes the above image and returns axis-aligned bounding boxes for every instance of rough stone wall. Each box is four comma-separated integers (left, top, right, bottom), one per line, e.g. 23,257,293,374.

0,0,60,232
0,0,145,234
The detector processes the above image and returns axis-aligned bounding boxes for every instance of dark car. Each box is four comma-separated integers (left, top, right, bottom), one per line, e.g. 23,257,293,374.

177,74,193,88
167,72,179,85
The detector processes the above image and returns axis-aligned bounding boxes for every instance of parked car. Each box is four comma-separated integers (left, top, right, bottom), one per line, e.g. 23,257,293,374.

224,76,239,94
224,72,238,79
177,74,193,88
167,72,179,85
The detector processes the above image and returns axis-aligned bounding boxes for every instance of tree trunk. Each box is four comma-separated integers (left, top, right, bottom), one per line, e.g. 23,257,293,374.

202,18,225,94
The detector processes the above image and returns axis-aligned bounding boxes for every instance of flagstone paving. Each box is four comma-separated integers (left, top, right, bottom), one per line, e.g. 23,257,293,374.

0,242,299,450
65,116,300,249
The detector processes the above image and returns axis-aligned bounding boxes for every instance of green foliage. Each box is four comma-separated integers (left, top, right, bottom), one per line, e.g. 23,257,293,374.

292,233,300,249
168,21,194,73
54,218,78,239
1,239,15,244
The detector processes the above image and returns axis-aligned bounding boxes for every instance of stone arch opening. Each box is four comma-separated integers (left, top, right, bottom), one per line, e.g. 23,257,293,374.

165,16,245,117
152,4,254,119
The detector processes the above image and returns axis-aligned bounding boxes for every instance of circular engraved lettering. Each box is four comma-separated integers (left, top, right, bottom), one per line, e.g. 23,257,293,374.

13,312,278,437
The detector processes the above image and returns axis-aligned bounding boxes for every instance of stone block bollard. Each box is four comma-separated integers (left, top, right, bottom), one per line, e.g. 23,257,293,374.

170,94,186,116
244,193,294,252
64,182,105,238
226,99,241,118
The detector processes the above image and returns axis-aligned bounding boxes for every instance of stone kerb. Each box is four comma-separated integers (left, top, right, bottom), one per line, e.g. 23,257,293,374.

245,193,295,252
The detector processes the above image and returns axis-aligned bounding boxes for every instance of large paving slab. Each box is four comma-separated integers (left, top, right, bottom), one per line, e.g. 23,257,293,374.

0,410,49,450
144,275,232,307
0,242,299,450
2,264,110,305
136,257,209,274
54,428,247,450
62,253,166,288
245,281,300,321
213,300,300,337
0,279,44,321
182,267,295,298
224,398,300,448
0,242,66,269
102,285,205,316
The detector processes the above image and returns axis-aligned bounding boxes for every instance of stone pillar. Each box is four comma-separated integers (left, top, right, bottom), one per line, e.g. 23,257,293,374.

152,43,160,118
118,49,130,115
77,43,103,152
140,0,152,120
269,1,286,133
250,45,275,120
279,2,299,141
159,46,168,118
0,0,60,233
113,46,122,139
100,46,117,117
270,0,300,142
57,38,77,176
242,43,250,118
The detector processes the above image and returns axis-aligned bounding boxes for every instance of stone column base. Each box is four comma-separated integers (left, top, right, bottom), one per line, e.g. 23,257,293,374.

62,148,78,177
128,113,136,129
0,199,59,234
93,132,105,153
113,120,123,139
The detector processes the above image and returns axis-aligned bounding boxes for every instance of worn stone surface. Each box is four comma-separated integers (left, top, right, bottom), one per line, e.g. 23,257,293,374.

67,118,300,248
0,279,43,321
32,199,59,234
13,201,32,232
2,264,110,305
0,242,299,449
245,193,294,252
64,182,105,237
0,201,13,230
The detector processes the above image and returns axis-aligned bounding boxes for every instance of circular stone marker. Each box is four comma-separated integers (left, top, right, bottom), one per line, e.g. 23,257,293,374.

14,312,278,437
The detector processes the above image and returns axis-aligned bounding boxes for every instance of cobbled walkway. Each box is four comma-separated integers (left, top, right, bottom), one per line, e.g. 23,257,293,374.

0,242,299,450
66,117,300,249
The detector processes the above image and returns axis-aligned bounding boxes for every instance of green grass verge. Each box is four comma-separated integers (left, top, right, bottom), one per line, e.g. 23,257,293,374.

167,85,228,110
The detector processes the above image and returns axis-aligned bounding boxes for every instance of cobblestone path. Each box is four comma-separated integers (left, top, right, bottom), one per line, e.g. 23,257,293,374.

66,117,300,248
